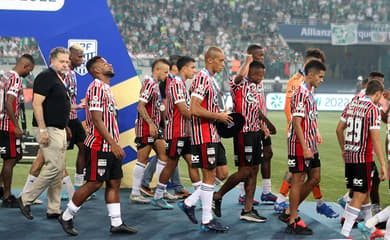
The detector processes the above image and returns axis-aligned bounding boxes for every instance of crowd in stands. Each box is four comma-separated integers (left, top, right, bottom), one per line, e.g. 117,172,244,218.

0,0,388,79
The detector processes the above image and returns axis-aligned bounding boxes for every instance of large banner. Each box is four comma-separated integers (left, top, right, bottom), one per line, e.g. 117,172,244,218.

0,0,140,186
331,23,358,46
266,93,355,111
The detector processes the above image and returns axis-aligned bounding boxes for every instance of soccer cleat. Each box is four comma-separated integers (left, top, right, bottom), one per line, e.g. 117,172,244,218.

174,189,191,199
58,213,78,236
260,192,277,202
279,209,291,223
151,198,173,210
1,195,19,208
17,196,33,220
316,203,339,218
163,191,178,201
358,222,373,240
178,200,198,224
200,219,229,233
238,195,259,206
285,217,312,235
110,223,138,234
140,186,154,197
46,212,62,219
274,201,289,213
337,197,347,209
212,197,222,218
240,208,267,223
129,194,151,204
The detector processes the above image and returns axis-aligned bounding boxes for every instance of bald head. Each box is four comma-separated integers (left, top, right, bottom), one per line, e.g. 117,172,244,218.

204,47,225,75
205,47,223,62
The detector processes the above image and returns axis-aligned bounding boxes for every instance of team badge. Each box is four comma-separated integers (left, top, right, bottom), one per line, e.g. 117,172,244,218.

97,158,107,176
68,39,98,76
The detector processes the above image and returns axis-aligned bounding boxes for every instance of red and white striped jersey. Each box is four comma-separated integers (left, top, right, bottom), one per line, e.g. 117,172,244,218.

258,81,267,126
64,70,78,120
165,75,190,139
135,77,161,137
0,71,22,131
288,82,318,155
341,96,381,163
190,68,221,145
84,79,119,152
230,77,261,132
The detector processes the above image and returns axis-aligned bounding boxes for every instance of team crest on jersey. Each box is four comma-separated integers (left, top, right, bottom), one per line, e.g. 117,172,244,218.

245,92,256,103
68,39,98,76
309,110,318,120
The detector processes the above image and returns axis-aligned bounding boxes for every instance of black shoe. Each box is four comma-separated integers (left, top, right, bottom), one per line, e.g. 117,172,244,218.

178,200,198,224
285,217,312,235
200,219,229,233
17,196,33,220
58,213,78,236
47,212,62,219
240,208,267,223
2,195,19,208
110,223,138,234
212,195,222,218
340,217,358,228
279,209,290,223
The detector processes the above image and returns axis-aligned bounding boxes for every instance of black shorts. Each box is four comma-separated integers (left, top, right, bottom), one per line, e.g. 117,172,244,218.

345,162,373,193
288,153,321,173
85,147,123,182
0,130,22,160
259,130,272,147
67,119,86,150
191,142,227,169
134,128,164,150
234,131,263,167
166,137,191,159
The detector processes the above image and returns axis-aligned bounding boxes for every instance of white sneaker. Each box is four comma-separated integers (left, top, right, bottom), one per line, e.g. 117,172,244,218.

130,194,151,204
163,191,178,201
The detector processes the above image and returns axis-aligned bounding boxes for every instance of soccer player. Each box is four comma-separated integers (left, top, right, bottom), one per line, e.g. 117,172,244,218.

0,54,34,207
58,56,137,236
151,56,200,209
178,47,232,233
280,60,326,235
275,48,338,219
212,54,267,223
237,45,277,205
130,59,170,204
336,79,387,238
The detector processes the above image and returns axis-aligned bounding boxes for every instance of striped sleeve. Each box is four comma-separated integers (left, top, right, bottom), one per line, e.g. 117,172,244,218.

191,74,208,100
291,89,306,117
6,73,21,97
172,81,186,104
88,83,105,112
139,79,154,103
369,105,381,130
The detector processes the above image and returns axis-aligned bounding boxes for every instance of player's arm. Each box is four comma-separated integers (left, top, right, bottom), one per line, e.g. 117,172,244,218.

371,128,387,181
5,94,22,138
137,101,158,138
258,110,276,134
284,80,293,123
190,96,232,125
292,116,313,159
234,54,253,84
90,110,125,159
335,119,347,153
176,102,191,119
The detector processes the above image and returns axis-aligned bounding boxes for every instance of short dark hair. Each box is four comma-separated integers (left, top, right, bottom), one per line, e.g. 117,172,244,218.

368,71,384,80
366,79,384,95
177,56,195,71
246,44,263,54
21,54,35,65
305,48,326,63
169,55,181,69
362,78,369,86
304,60,326,74
86,55,102,74
249,61,265,70
152,58,170,71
